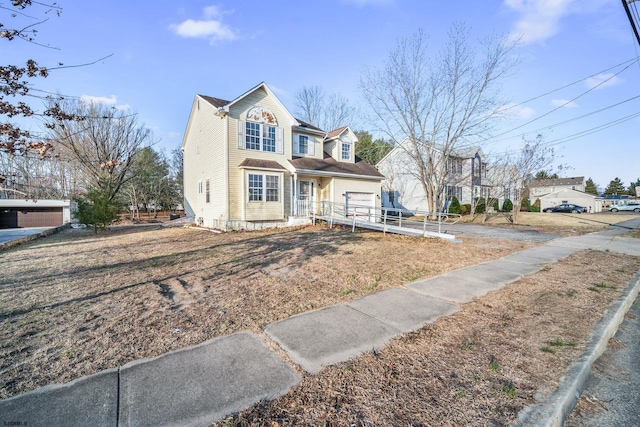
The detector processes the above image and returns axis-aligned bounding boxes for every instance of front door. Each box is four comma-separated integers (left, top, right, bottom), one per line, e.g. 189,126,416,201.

298,179,315,215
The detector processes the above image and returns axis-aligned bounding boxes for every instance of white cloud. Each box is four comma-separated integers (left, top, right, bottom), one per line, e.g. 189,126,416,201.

80,95,130,111
505,0,574,45
498,104,536,119
551,99,578,108
585,73,621,90
81,95,117,105
170,5,237,44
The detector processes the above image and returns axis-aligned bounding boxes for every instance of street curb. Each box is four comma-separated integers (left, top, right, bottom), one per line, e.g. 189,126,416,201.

513,268,640,427
0,224,69,251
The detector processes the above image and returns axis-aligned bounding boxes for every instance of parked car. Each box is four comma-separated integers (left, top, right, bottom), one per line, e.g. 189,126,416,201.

543,204,587,213
609,202,640,213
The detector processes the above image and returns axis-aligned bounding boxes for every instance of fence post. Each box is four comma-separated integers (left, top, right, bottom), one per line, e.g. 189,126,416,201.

399,210,403,227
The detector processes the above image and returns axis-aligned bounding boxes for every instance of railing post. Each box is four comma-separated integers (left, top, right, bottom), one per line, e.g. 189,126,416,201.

399,210,403,227
384,208,388,234
423,214,427,234
352,210,357,232
330,203,334,228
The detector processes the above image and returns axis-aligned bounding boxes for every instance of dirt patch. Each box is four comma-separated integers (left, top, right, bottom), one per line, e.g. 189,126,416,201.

214,250,640,426
0,224,533,399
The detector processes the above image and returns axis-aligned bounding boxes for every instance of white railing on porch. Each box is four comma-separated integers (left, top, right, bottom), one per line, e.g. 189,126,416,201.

294,198,314,217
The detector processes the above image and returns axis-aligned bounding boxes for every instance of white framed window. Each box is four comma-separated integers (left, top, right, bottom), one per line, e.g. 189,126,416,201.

266,176,279,202
239,121,282,153
197,180,203,194
248,174,263,201
299,135,309,155
205,178,210,203
341,142,351,160
248,173,280,202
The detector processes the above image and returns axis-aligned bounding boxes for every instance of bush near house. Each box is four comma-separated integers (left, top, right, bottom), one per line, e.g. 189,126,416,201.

502,199,513,212
529,199,541,212
493,199,500,212
474,197,486,214
461,204,471,215
448,197,462,214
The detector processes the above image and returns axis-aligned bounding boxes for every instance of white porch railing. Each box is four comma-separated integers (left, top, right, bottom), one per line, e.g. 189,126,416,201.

294,198,314,217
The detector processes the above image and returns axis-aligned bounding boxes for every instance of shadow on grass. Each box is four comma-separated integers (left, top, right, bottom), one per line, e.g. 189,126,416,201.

0,227,364,321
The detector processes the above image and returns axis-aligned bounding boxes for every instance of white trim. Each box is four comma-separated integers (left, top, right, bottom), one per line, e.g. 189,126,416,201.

239,165,287,173
292,168,383,181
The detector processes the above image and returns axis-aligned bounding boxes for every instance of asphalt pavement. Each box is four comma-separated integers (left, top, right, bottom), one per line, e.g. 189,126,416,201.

566,290,640,426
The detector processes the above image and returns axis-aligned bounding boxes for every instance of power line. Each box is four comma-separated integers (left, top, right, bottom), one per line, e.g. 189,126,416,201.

484,93,640,146
622,0,640,46
500,56,640,111
487,110,640,157
484,58,640,142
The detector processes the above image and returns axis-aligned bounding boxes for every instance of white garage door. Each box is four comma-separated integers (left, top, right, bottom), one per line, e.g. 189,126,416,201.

345,192,376,222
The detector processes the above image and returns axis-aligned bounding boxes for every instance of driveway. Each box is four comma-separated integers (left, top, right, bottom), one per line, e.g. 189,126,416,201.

438,222,561,242
0,227,56,247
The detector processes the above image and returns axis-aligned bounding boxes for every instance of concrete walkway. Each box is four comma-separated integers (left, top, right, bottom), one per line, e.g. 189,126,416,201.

1,219,639,427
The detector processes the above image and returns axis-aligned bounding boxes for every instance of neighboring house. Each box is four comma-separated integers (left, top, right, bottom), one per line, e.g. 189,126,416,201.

181,82,383,230
0,198,72,228
602,194,633,207
376,140,490,212
539,188,603,213
529,176,585,200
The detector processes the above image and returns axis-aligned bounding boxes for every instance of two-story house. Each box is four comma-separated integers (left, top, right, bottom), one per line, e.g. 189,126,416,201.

528,176,585,199
376,139,489,212
181,82,383,230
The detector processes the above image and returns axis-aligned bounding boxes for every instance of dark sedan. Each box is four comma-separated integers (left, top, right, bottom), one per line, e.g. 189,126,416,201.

543,204,587,213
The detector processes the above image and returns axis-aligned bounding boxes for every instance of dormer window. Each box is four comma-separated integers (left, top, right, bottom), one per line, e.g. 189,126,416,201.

341,142,351,160
293,134,315,156
299,135,309,154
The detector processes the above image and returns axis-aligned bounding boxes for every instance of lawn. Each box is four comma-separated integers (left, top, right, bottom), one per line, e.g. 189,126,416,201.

1,221,639,426
0,224,533,399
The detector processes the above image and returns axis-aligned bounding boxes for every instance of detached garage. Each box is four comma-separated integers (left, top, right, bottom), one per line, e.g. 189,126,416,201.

0,199,72,229
539,189,603,213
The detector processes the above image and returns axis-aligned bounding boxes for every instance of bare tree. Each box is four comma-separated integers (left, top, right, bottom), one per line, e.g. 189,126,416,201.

360,23,518,212
45,99,156,201
295,85,355,132
1,1,110,158
502,134,560,224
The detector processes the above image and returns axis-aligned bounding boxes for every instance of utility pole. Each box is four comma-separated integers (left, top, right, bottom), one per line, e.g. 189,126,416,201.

622,0,640,46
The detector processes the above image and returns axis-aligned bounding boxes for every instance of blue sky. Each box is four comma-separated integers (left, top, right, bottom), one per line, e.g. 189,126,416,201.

5,0,640,191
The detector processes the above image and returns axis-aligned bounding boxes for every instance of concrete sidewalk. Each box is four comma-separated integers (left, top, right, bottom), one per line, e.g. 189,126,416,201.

1,218,639,427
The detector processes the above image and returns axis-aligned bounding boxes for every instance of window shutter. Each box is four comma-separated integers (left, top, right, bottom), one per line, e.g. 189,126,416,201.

238,120,245,149
292,134,299,155
308,136,315,156
276,127,284,154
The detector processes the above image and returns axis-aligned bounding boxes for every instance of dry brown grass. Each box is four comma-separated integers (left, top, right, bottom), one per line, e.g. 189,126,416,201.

214,250,640,427
0,224,533,399
464,211,638,235
2,220,639,426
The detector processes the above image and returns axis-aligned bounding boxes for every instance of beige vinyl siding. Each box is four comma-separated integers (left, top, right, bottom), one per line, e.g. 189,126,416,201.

332,178,382,209
227,87,295,220
243,170,285,221
183,97,227,227
292,132,323,159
